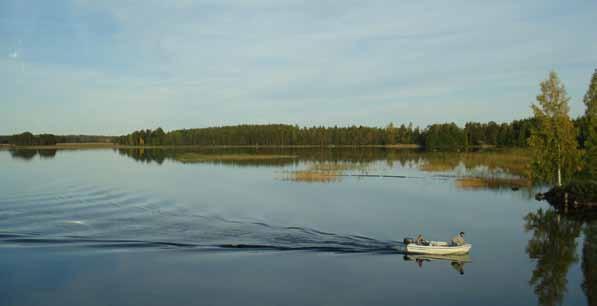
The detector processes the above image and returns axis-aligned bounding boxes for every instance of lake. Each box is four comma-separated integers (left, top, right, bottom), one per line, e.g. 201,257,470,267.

0,148,594,306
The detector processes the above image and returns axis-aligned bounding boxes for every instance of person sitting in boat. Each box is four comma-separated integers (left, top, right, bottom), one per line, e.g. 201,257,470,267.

451,232,466,246
415,234,427,245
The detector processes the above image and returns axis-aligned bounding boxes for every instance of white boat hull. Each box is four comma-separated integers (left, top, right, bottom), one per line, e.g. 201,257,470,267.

403,241,471,255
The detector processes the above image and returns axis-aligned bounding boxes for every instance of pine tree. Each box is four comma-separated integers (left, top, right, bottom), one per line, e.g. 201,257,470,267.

583,69,597,178
528,71,581,186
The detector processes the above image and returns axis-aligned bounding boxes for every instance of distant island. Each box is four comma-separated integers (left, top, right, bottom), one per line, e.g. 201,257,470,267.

0,134,113,147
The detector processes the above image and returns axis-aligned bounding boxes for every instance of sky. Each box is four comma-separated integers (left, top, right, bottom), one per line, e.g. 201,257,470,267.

1,0,596,135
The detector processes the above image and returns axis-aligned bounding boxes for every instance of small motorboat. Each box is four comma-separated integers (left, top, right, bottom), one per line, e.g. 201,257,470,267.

400,239,472,255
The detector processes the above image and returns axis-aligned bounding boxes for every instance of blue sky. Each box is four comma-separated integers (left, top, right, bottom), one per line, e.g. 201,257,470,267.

1,0,596,135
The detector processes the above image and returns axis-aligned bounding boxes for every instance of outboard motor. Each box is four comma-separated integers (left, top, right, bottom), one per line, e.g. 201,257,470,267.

403,237,415,245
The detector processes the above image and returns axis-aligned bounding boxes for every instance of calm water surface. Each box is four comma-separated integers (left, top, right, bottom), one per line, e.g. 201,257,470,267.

0,148,594,306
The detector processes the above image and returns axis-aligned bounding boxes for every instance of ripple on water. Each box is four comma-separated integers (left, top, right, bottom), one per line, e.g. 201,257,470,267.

0,183,400,254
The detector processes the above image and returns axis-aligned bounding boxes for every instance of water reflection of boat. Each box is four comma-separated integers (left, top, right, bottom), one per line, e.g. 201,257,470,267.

398,241,472,255
403,254,471,275
404,253,472,263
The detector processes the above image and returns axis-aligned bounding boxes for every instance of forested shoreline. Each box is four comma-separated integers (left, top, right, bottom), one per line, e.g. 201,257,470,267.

113,119,539,150
1,116,590,151
0,133,114,146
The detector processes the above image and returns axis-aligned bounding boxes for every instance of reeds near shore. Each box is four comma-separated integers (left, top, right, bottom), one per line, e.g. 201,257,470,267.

286,171,341,183
419,162,455,172
283,161,372,183
282,149,533,186
416,149,531,177
456,177,531,190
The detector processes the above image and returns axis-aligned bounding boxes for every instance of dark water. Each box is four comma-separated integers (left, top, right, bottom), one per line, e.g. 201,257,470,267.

0,148,594,306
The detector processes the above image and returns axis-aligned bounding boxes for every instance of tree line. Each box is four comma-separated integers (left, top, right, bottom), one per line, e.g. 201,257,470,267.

3,133,114,146
4,120,538,150
115,119,540,150
117,125,419,147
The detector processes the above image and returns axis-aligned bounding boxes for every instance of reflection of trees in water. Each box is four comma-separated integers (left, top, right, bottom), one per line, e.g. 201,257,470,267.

116,148,527,172
524,208,595,306
9,149,37,160
117,148,298,167
37,149,57,159
117,148,166,165
9,149,56,160
117,148,396,167
117,148,536,194
583,220,597,306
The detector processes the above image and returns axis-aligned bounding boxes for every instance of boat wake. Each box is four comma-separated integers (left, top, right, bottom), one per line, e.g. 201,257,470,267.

0,230,401,254
0,184,404,254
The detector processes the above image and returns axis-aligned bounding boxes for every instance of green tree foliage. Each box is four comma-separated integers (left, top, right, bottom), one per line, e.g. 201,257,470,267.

574,117,589,149
6,133,114,146
118,124,420,147
58,135,114,143
529,71,581,186
117,119,541,151
464,118,536,147
583,69,597,178
423,123,467,150
9,132,57,146
384,123,397,145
